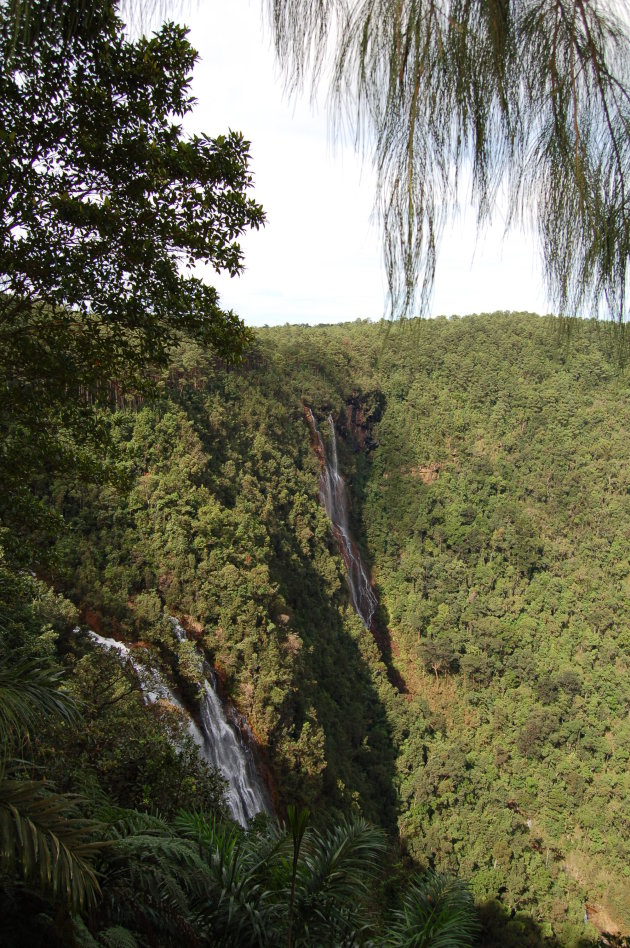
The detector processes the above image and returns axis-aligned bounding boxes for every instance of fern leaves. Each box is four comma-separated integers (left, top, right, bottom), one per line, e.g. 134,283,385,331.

0,778,102,911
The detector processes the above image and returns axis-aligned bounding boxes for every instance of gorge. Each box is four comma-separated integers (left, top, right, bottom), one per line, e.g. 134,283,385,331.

9,312,630,946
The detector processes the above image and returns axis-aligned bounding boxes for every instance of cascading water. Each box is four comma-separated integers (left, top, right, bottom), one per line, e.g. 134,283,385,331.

82,630,182,706
80,625,270,826
199,675,270,827
307,409,378,629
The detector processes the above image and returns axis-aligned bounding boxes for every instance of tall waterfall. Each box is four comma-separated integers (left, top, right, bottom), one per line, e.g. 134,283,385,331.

307,409,378,629
80,626,270,826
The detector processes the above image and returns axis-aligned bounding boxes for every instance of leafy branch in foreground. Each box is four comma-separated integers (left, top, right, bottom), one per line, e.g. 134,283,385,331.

0,1,263,380
0,657,78,756
386,871,479,947
0,777,102,912
0,0,264,557
175,806,388,946
266,0,630,321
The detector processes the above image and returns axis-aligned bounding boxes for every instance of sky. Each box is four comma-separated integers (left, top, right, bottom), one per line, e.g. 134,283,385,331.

171,0,552,326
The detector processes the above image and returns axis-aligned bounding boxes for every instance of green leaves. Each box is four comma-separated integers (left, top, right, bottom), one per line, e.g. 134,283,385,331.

0,0,264,562
173,806,389,947
0,656,78,759
0,777,102,911
387,871,479,947
267,0,630,321
0,646,103,914
289,811,388,946
0,3,263,366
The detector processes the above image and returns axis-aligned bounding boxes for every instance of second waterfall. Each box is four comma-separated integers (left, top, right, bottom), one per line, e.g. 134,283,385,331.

307,409,378,629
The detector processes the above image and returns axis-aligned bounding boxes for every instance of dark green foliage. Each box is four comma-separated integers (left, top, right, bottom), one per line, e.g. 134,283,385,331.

0,0,262,559
0,656,78,753
49,803,390,947
0,560,225,935
0,776,102,913
8,311,630,944
0,1,260,370
387,871,479,947
349,314,629,941
0,593,103,913
47,337,401,827
287,808,387,946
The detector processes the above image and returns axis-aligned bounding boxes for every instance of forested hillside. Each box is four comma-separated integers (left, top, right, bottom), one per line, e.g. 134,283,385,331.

353,314,630,939
21,311,628,945
4,1,630,943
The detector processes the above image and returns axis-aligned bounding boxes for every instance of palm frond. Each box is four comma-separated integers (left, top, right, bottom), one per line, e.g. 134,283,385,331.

106,810,209,881
386,871,480,947
301,813,387,896
0,655,78,756
175,809,278,946
95,810,209,944
291,814,387,944
0,777,102,911
72,915,101,947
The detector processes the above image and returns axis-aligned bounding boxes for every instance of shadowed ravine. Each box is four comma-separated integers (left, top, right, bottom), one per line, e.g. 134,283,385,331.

306,408,407,693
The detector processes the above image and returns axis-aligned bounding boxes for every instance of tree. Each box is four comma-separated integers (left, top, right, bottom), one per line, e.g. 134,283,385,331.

266,0,630,320
174,806,389,945
0,0,264,551
1,1,263,374
386,871,479,947
8,3,630,323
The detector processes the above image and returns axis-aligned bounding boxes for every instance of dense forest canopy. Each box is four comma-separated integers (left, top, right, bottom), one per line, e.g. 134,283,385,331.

5,309,630,945
2,2,630,947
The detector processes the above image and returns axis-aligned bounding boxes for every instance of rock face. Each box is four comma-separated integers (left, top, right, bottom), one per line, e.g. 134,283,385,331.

339,391,385,453
306,409,378,630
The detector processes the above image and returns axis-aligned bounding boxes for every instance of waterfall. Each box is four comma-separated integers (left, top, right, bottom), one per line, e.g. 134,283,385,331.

307,409,378,629
79,626,271,826
199,675,270,827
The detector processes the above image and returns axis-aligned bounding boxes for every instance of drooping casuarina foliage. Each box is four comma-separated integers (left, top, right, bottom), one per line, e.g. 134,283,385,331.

266,0,630,320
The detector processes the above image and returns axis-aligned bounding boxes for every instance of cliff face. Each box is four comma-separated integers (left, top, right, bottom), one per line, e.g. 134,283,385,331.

339,391,385,452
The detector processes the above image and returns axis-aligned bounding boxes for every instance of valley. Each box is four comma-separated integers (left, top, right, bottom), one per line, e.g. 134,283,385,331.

19,311,629,945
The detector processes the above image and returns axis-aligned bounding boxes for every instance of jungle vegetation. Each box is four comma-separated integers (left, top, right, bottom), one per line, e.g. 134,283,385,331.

6,311,629,946
2,2,630,946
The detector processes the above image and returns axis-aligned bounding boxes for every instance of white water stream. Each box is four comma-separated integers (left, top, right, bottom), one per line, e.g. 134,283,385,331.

307,409,378,629
79,624,270,826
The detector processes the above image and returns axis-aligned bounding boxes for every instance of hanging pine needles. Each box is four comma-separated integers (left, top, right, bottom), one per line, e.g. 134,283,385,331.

266,0,630,320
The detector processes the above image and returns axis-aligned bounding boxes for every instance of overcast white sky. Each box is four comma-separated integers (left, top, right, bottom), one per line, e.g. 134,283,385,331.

175,0,551,326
